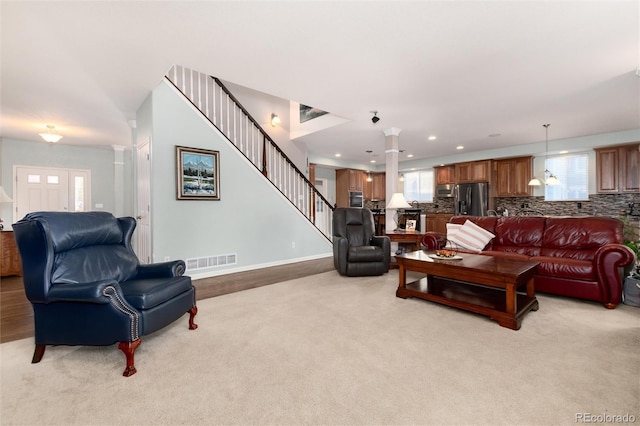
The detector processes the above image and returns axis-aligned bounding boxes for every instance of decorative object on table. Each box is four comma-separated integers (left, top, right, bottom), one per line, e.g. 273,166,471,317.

386,192,411,230
405,219,416,232
431,239,460,259
0,186,13,231
176,146,220,200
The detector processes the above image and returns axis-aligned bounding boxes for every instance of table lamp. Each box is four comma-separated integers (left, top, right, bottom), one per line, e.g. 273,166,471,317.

0,186,13,231
386,192,411,230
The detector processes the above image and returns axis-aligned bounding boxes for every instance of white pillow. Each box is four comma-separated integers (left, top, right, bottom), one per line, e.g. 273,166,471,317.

446,223,462,240
448,220,495,252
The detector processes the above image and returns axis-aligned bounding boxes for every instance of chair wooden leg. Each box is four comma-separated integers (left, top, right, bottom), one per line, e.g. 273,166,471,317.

118,339,141,377
32,344,46,363
188,306,198,330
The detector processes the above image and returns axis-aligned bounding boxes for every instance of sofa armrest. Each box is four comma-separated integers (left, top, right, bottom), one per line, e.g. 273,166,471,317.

421,232,447,250
137,260,186,278
594,243,636,307
47,280,119,304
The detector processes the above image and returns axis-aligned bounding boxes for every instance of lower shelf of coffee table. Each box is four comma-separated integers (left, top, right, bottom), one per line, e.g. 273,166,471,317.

397,277,538,329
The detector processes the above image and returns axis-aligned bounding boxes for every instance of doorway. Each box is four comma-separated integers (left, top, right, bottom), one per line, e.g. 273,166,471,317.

13,166,91,222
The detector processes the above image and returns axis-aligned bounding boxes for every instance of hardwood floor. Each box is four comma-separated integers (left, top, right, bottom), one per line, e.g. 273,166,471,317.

0,257,334,344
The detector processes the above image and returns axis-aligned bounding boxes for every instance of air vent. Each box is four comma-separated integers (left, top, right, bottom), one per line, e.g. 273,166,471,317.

185,253,237,271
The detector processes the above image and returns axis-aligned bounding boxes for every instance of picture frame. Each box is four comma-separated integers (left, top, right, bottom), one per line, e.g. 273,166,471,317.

176,146,220,200
405,219,417,232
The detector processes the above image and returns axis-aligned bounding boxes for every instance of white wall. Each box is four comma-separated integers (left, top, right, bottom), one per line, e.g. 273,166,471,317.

139,81,331,277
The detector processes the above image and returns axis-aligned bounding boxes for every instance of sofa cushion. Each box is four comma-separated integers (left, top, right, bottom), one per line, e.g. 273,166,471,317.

24,211,123,253
540,217,623,261
492,216,546,257
448,220,495,252
530,256,595,281
121,276,193,310
52,245,139,284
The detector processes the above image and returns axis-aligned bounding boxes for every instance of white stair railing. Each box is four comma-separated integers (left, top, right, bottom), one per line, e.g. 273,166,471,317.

166,65,333,241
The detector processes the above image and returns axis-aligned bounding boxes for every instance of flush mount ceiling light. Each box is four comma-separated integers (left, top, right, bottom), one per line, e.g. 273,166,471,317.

270,113,281,127
370,111,380,124
529,123,560,186
39,125,63,143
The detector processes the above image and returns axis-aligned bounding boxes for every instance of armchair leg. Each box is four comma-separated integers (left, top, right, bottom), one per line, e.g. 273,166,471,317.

118,339,141,377
32,344,46,363
188,306,198,330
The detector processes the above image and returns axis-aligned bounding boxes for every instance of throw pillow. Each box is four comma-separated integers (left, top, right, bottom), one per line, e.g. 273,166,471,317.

446,223,462,240
448,220,495,252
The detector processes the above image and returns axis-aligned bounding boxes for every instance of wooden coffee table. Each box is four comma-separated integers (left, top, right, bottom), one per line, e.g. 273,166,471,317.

395,250,539,330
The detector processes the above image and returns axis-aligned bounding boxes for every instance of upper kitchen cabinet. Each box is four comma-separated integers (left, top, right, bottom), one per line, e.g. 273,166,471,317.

455,160,491,183
596,143,640,193
336,168,366,207
494,156,533,197
364,172,386,201
434,165,455,185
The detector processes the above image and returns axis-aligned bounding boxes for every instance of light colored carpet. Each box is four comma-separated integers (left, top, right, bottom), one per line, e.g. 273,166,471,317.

1,270,639,426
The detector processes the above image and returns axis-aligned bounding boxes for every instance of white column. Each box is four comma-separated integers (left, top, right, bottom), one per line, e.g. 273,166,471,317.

384,127,402,232
112,144,126,217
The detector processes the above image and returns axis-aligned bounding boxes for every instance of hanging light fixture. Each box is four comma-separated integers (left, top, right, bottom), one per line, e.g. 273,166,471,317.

529,123,560,186
39,125,63,143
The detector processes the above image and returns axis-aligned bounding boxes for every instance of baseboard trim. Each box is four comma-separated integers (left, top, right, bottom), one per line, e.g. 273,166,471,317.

193,256,335,300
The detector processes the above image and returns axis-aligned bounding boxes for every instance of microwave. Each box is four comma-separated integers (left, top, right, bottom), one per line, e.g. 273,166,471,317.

435,184,455,198
349,191,364,208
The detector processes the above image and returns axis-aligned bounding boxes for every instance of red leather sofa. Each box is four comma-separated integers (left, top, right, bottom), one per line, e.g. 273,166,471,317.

421,215,636,308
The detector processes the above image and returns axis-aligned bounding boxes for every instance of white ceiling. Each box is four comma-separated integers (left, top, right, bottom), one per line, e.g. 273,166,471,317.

2,1,638,166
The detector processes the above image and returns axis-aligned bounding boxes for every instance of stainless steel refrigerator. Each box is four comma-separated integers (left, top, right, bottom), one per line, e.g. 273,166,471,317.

454,182,489,216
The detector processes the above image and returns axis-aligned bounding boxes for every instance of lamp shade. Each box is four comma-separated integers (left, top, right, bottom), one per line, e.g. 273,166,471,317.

386,192,411,209
0,186,13,203
528,177,542,186
39,125,63,143
545,174,561,186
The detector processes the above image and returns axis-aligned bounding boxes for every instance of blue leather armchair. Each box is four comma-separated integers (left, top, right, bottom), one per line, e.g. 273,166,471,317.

12,211,198,376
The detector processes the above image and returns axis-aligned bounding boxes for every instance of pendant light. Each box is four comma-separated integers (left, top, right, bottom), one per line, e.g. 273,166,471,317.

529,123,560,186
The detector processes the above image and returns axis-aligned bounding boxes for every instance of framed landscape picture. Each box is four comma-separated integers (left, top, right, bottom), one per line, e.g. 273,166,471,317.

176,146,220,200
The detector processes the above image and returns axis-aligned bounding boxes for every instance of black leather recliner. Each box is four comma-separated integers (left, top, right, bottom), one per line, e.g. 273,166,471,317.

12,211,198,376
332,208,391,276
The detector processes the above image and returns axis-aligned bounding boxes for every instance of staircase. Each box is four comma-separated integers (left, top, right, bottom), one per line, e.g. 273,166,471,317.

165,65,333,241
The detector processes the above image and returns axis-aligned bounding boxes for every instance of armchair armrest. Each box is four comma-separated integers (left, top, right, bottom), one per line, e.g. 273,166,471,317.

137,260,186,278
594,243,636,307
371,235,391,271
333,236,349,275
421,232,447,250
47,280,119,304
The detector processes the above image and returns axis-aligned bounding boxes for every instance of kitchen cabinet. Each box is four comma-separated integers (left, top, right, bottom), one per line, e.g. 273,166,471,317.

455,160,491,183
434,165,455,185
336,169,366,207
426,213,453,234
494,157,532,197
596,143,640,193
365,172,385,201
